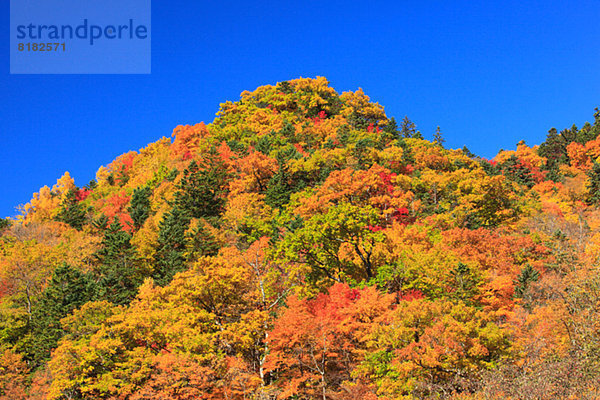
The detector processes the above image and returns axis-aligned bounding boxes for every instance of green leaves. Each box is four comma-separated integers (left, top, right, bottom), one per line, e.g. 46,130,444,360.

281,202,384,285
128,186,152,230
514,264,539,299
55,189,87,230
29,263,98,366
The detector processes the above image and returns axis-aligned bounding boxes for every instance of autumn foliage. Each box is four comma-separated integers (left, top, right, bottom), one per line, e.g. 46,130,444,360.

2,78,600,399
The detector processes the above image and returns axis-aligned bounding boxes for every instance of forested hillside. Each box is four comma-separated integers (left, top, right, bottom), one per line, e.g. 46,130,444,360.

1,77,599,399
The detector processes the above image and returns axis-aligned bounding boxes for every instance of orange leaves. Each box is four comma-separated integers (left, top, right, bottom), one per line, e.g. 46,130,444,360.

96,191,133,231
228,149,277,196
130,353,260,400
409,139,451,171
293,164,413,221
130,352,216,400
566,135,600,171
441,228,549,276
0,348,29,400
171,123,210,160
266,283,393,398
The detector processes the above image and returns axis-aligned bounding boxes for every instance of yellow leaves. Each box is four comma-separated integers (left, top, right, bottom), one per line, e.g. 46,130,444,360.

221,309,268,355
223,193,274,242
0,234,67,301
20,172,76,224
340,88,387,124
409,139,451,171
130,215,159,267
362,298,509,399
245,107,284,136
52,171,76,196
296,113,347,144
128,137,172,188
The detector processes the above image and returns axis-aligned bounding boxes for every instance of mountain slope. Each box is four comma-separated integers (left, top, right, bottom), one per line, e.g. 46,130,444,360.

1,77,600,399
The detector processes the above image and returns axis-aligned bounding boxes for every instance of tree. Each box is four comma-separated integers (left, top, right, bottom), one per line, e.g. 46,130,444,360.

361,298,510,398
514,264,539,299
154,150,230,286
281,203,384,286
29,263,97,365
54,189,87,230
266,283,392,399
433,126,445,147
0,218,12,232
174,151,230,220
265,160,293,209
0,348,29,400
400,116,422,139
586,162,600,205
499,155,535,188
128,186,152,231
95,219,144,304
154,206,190,286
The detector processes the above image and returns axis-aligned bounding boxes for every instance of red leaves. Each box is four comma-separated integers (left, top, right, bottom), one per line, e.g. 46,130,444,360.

266,284,394,397
366,123,382,133
399,288,424,301
403,163,414,175
100,191,133,231
378,171,397,194
75,188,90,202
294,143,309,157
311,110,328,125
121,152,135,171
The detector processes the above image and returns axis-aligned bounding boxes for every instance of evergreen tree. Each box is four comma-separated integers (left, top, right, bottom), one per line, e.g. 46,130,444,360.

462,146,476,158
265,148,300,209
433,126,445,147
95,219,142,305
154,206,190,286
29,264,97,365
514,264,539,298
185,224,220,260
279,120,296,142
128,186,152,230
92,213,109,231
500,155,535,188
538,127,568,165
380,117,399,142
55,189,87,230
400,116,423,139
451,262,478,303
0,218,11,232
154,149,230,286
586,162,600,205
174,149,230,220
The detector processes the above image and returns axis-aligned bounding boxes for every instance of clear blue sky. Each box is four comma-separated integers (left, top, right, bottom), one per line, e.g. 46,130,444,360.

1,0,599,218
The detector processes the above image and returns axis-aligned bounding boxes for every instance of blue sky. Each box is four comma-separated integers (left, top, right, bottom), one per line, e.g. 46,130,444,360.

1,0,599,218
